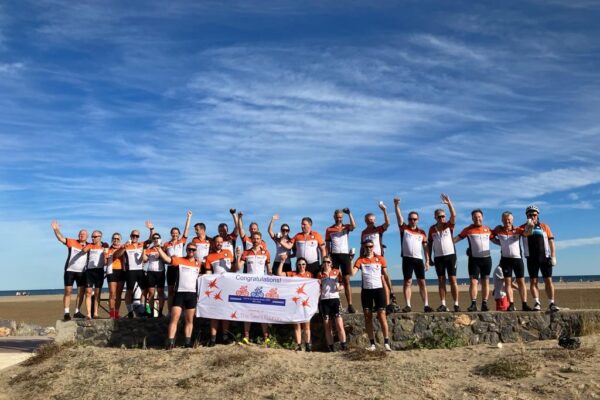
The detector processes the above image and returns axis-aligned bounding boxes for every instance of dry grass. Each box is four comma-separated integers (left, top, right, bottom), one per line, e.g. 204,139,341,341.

210,347,263,367
343,346,387,361
21,341,75,367
581,313,600,336
541,347,595,361
478,354,538,380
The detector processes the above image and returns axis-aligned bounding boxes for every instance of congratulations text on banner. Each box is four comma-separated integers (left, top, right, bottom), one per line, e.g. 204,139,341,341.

195,273,320,324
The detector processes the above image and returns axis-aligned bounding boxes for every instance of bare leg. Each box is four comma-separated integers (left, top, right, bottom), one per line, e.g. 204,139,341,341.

323,319,333,345
85,288,93,318
63,286,72,312
403,279,412,306
157,288,165,315
108,282,116,312
210,319,219,337
377,310,389,338
334,316,346,343
147,287,156,315
183,309,195,338
417,278,428,304
469,278,478,301
481,277,489,301
504,277,513,303
544,277,555,303
438,275,447,302
93,288,101,317
76,286,85,310
293,324,302,344
302,321,311,344
168,306,182,339
343,275,353,306
243,322,251,338
449,276,459,304
516,277,527,303
364,311,374,340
530,277,539,300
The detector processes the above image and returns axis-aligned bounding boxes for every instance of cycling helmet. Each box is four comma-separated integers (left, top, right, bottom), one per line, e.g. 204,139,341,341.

525,205,540,215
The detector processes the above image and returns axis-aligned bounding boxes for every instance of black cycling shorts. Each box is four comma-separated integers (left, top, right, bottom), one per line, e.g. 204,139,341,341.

306,262,320,278
402,257,426,280
126,270,147,291
166,265,179,287
500,257,525,279
331,253,352,276
85,268,105,289
319,298,342,320
64,271,86,288
173,292,197,310
361,288,386,312
107,270,125,283
434,254,457,278
146,271,166,289
468,257,492,279
527,257,553,279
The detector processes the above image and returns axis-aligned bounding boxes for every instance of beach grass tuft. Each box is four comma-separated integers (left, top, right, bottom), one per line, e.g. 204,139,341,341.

478,354,537,379
21,341,75,367
343,346,387,361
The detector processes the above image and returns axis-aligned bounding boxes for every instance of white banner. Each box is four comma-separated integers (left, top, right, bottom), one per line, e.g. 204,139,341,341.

195,273,320,324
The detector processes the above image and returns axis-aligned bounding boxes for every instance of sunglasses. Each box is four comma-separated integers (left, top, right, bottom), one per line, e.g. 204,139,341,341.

187,248,197,252
282,229,289,232
365,245,374,249
112,237,120,241
323,260,332,264
297,263,307,266
527,213,538,217
92,235,101,238
436,215,446,219
152,237,161,240
131,234,140,238
408,218,418,221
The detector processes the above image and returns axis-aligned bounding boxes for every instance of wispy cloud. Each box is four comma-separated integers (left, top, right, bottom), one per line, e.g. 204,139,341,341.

556,236,600,250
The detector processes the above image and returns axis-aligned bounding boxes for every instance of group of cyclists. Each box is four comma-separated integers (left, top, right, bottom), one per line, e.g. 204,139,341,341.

52,193,558,351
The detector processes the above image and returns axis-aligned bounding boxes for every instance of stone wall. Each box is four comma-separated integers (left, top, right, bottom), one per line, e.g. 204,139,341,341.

55,310,599,350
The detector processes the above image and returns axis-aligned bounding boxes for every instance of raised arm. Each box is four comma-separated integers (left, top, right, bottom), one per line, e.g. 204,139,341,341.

236,211,245,238
393,197,404,227
155,246,173,265
234,246,243,272
346,208,356,231
51,220,67,245
183,210,192,238
441,194,457,225
268,214,278,241
380,202,390,230
113,244,126,259
145,220,155,243
275,253,288,276
523,218,535,237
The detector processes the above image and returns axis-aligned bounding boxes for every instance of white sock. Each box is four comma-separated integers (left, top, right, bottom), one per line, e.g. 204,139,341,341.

424,300,429,306
64,307,69,314
534,297,540,304
454,301,459,306
75,308,80,313
549,299,554,304
441,300,446,306
406,301,411,307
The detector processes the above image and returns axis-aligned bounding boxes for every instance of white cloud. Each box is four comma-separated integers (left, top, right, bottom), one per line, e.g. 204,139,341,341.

555,236,600,250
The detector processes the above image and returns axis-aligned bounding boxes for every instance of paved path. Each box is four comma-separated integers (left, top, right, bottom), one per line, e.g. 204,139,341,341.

0,336,53,370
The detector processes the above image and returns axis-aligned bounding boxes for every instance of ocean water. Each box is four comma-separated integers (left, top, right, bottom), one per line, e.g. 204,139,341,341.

1,275,599,296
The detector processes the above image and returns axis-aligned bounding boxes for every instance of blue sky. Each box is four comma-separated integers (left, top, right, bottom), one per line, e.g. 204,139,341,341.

1,0,599,290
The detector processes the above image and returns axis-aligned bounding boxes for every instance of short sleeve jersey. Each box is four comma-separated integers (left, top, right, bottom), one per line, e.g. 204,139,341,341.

361,226,386,256
325,224,352,254
354,255,387,290
124,242,145,271
285,271,314,278
400,224,427,259
520,222,554,261
64,239,88,273
273,237,292,263
242,235,268,251
164,237,187,266
317,269,343,300
205,249,234,274
191,237,212,264
145,247,164,272
106,247,123,275
241,248,271,276
292,231,324,264
492,226,524,259
170,257,201,293
428,222,456,257
85,243,106,270
215,233,237,255
458,225,493,258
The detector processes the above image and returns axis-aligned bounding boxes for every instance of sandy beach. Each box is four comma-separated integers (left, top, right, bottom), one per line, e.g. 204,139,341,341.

1,283,599,327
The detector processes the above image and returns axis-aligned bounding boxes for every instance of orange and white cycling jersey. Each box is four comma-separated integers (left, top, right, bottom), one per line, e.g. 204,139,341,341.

520,222,554,259
85,243,106,270
317,269,343,300
191,237,212,264
292,231,324,264
164,237,187,260
325,224,352,254
361,225,386,256
428,222,456,257
205,249,234,274
241,248,271,275
492,226,524,259
354,255,387,289
145,247,164,272
400,224,427,260
105,247,122,275
285,271,313,278
124,242,145,271
64,239,88,273
458,225,493,258
242,235,267,251
170,257,201,293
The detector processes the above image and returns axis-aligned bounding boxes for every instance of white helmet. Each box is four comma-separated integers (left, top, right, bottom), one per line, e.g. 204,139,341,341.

525,205,540,215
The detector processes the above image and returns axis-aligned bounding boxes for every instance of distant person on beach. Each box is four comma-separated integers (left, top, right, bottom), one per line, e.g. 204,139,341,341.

162,211,192,312
82,230,108,319
143,233,166,317
155,243,203,349
325,208,356,313
276,254,314,351
491,211,531,311
521,205,559,312
316,255,348,352
361,202,395,309
213,208,239,255
268,214,294,273
206,235,236,346
113,226,152,318
427,194,460,312
51,220,88,321
236,211,267,251
393,198,432,313
106,233,125,319
291,217,327,277
454,209,493,312
236,231,272,345
351,239,392,352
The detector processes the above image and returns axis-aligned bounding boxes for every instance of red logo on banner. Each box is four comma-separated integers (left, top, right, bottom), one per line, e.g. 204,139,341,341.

208,278,219,289
204,290,213,297
230,311,238,319
296,284,307,296
214,290,223,301
236,285,250,296
265,288,279,299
